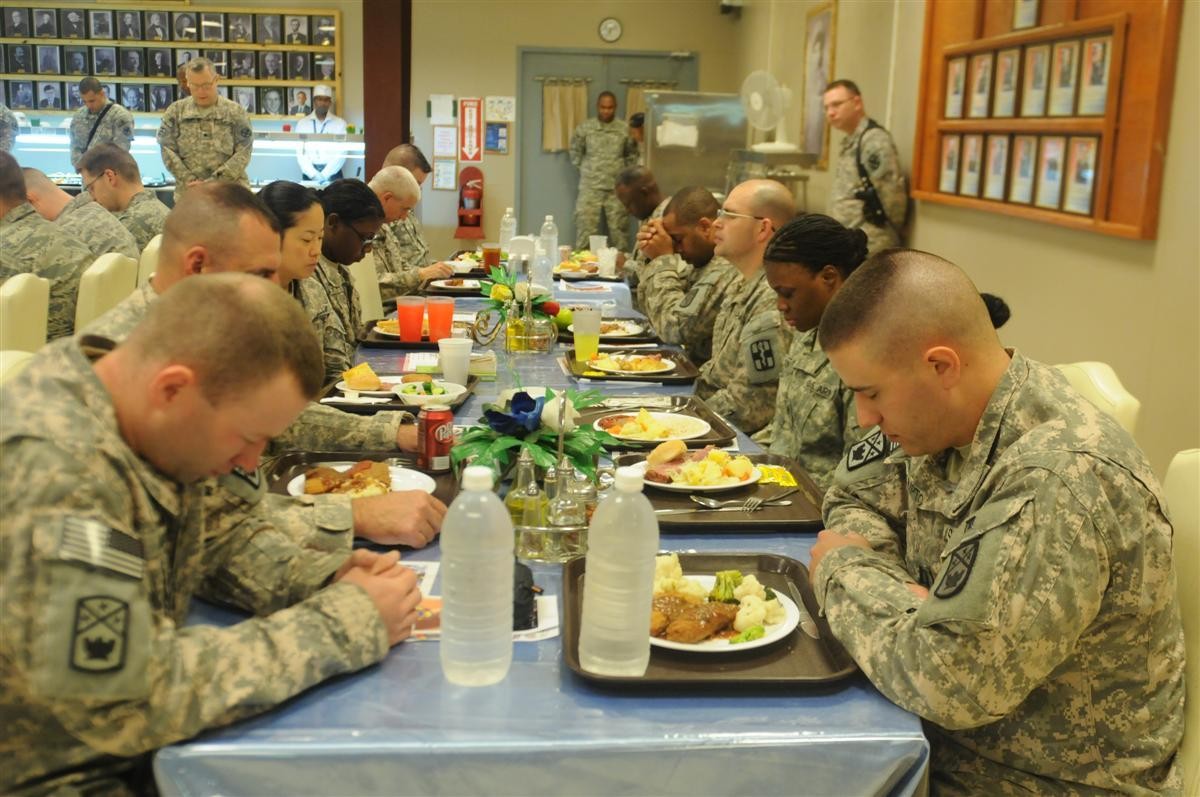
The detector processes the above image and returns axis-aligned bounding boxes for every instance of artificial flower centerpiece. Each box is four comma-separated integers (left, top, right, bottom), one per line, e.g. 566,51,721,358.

469,267,560,352
450,387,619,479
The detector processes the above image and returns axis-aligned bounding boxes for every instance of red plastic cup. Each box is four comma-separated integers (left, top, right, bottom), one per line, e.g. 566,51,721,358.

426,296,455,341
395,297,426,342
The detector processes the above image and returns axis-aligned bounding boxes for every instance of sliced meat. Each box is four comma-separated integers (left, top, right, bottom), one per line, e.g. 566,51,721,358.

664,601,739,644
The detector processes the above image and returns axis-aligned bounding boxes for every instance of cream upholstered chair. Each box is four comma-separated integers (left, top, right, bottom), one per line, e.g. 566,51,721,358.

0,273,50,352
1164,449,1200,794
74,253,138,331
137,233,162,287
349,251,384,324
0,350,35,383
1055,361,1141,435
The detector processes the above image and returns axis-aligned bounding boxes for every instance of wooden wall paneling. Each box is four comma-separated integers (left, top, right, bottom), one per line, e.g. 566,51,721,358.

362,0,411,177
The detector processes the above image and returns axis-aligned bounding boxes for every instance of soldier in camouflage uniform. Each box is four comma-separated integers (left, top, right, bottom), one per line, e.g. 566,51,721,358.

68,79,135,169
0,276,423,795
810,250,1185,795
633,186,740,366
614,165,668,302
0,102,17,152
157,58,253,200
569,91,639,251
752,214,869,489
368,165,452,301
0,152,94,339
382,143,437,269
78,144,171,252
823,80,908,255
694,179,796,435
24,168,139,259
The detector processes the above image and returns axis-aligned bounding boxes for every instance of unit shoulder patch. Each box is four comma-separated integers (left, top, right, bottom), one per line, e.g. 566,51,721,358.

933,539,979,599
846,429,896,471
70,595,129,673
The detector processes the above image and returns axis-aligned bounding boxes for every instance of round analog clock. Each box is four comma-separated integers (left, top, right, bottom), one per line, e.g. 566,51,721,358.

598,17,622,43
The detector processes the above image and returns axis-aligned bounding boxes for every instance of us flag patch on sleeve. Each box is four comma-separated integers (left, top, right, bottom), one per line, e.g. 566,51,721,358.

57,517,144,580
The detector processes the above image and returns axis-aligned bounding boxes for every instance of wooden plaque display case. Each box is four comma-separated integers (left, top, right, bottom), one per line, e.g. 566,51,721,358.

0,3,342,120
912,0,1184,239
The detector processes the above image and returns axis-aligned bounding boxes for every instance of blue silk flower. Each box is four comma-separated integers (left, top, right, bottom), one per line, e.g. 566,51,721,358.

484,391,545,435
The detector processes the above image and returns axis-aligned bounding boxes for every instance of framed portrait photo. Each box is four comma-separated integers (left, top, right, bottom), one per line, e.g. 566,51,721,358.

232,86,256,115
259,87,285,116
230,51,256,79
149,84,174,112
1013,0,1039,30
173,12,198,42
1063,136,1099,215
147,48,173,77
66,81,82,110
227,14,253,43
287,52,310,81
1009,135,1038,203
983,135,1009,201
967,52,993,119
35,81,62,109
3,8,31,38
314,55,336,82
288,87,313,115
36,45,61,76
88,10,113,40
1020,44,1050,117
120,48,145,78
119,83,145,113
32,8,58,38
144,12,169,41
259,52,284,80
960,134,984,197
944,57,966,119
92,47,117,77
939,135,961,194
8,80,35,110
203,50,227,77
802,1,837,167
1078,36,1112,116
116,11,141,41
256,15,283,45
7,44,31,75
1048,40,1079,117
63,46,89,76
992,48,1020,118
176,49,199,68
312,15,336,46
283,15,309,44
200,13,225,43
1035,135,1066,209
60,9,86,38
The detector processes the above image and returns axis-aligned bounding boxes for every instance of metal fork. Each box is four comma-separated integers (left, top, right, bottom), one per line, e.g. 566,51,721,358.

741,495,765,512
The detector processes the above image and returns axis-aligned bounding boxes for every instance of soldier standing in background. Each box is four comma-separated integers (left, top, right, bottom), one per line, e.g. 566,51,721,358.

68,78,135,170
569,91,639,251
157,57,252,199
823,80,908,254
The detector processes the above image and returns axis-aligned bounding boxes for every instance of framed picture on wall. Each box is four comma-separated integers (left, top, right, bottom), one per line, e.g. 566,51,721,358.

312,15,335,46
960,134,983,197
201,13,225,43
1020,44,1049,116
284,15,309,44
36,45,60,75
7,80,35,110
32,9,58,38
983,134,1009,200
147,48,172,77
1035,136,1066,209
227,14,253,43
967,52,993,118
144,12,168,41
232,86,256,114
256,15,282,45
1013,0,1038,30
230,51,256,79
992,48,1019,117
116,11,141,41
1063,136,1098,215
120,48,144,77
1078,36,1111,115
485,122,510,155
939,135,961,194
176,49,199,68
944,57,966,118
1009,135,1037,203
314,54,335,82
119,84,145,112
60,9,85,38
259,87,285,116
149,84,174,111
432,160,457,191
173,12,198,42
7,44,31,74
36,81,62,109
92,47,117,77
203,50,227,77
4,8,31,37
288,87,312,115
802,1,836,167
63,46,88,75
66,81,82,110
287,52,309,81
1048,40,1079,116
260,52,284,80
88,11,113,40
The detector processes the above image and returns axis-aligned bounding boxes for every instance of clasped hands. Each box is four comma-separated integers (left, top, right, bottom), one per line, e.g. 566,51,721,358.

335,549,423,645
636,218,674,261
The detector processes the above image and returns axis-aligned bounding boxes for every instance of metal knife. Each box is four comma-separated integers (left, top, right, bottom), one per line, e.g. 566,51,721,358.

785,580,821,639
653,506,754,515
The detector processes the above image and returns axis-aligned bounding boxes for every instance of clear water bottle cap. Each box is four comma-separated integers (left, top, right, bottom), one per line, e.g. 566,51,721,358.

614,466,644,493
544,214,553,221
462,465,495,491
505,207,513,214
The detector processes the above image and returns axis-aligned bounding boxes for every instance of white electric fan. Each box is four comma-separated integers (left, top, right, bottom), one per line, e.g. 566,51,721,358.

740,70,799,153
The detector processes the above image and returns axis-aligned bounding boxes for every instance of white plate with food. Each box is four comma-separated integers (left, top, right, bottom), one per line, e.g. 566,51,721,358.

448,259,477,274
650,572,800,653
570,320,645,338
557,269,592,281
429,278,481,290
588,354,675,374
287,460,436,497
633,441,761,491
335,376,403,396
595,410,711,441
394,379,467,407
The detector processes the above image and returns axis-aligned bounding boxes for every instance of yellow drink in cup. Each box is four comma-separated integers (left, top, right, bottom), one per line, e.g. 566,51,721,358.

573,307,602,363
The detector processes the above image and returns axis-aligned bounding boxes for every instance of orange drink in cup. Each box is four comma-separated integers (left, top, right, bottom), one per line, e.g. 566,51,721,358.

427,296,455,341
481,242,501,269
396,297,426,342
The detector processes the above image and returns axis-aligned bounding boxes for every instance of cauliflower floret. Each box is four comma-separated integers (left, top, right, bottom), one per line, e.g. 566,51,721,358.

763,597,786,625
733,574,767,601
734,594,767,632
654,553,683,589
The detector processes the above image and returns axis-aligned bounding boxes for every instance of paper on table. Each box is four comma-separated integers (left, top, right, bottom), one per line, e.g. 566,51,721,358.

320,395,391,405
409,595,560,642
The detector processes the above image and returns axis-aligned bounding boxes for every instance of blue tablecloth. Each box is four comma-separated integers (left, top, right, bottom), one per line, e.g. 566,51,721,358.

154,282,929,797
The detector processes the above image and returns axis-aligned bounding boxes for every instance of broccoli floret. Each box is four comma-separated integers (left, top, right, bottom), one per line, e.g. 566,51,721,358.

763,586,776,601
708,570,743,604
730,625,765,644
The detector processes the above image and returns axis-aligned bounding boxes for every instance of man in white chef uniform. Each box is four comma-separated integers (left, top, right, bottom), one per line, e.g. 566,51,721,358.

297,84,348,184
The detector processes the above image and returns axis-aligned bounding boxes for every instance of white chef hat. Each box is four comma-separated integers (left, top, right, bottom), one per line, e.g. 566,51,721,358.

313,84,333,98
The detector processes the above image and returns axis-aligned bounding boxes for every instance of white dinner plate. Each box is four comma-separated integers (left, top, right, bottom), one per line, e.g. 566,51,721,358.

630,460,762,492
372,325,403,338
557,269,593,281
651,575,800,652
286,462,437,496
588,356,676,375
334,376,403,396
569,320,644,338
430,279,480,289
595,411,711,442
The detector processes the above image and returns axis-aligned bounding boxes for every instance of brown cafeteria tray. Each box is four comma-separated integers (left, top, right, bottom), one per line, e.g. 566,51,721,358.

558,317,659,345
319,374,479,415
613,452,823,532
579,395,735,450
554,272,624,283
564,348,698,385
263,450,460,507
561,551,857,687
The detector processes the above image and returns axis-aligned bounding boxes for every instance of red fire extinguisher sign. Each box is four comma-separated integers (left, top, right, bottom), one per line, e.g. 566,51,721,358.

459,97,483,162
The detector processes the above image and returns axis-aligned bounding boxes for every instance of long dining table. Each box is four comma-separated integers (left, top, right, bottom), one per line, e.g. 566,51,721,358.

154,280,930,797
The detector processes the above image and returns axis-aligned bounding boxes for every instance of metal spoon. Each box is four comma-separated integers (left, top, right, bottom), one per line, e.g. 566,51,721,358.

689,487,798,509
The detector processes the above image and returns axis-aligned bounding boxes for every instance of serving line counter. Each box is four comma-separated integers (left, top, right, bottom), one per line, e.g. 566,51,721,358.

154,280,930,797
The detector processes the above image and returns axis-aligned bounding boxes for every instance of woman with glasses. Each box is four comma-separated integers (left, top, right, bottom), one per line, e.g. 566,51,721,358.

294,178,385,384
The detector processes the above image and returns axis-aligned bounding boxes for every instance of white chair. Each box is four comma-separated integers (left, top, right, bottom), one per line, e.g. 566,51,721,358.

0,350,34,383
137,233,162,287
348,252,384,324
0,273,50,352
74,253,138,331
1055,361,1141,435
1165,449,1200,794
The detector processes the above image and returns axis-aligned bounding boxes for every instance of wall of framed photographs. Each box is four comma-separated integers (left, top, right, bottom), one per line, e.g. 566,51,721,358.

911,0,1184,239
0,3,342,120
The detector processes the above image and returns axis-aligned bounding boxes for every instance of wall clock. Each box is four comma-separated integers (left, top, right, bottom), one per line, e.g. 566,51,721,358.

599,17,622,43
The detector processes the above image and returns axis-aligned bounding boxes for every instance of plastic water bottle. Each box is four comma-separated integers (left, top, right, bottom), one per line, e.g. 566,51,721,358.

539,215,559,266
439,466,514,686
498,207,516,253
578,466,660,676
531,241,553,295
